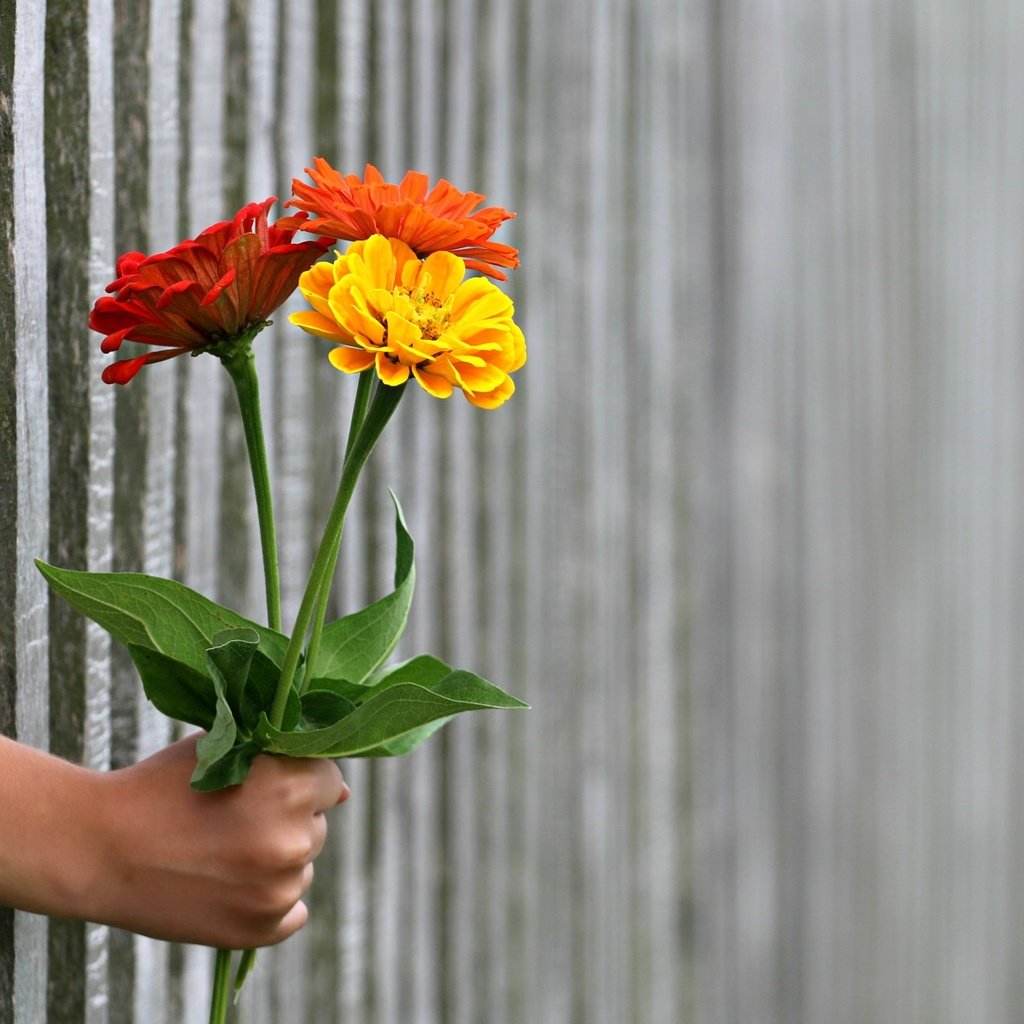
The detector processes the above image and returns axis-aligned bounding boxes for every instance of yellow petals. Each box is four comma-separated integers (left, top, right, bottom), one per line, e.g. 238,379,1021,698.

465,375,516,410
328,346,375,374
362,234,396,286
375,351,411,386
413,364,455,398
289,309,348,343
292,233,525,407
418,251,465,301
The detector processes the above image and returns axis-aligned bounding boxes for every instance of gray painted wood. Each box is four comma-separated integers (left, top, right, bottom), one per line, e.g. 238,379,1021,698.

7,2,1024,1023
11,2,51,1022
85,1,115,1022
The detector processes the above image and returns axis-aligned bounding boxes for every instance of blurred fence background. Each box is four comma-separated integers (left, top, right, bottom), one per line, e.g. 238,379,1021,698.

4,1,1024,1022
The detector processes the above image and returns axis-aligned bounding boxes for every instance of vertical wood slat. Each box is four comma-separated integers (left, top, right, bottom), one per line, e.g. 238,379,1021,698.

44,2,97,1020
637,4,687,1023
405,6,443,1024
0,1,19,1013
440,4,481,1024
334,3,371,1022
108,0,152,1018
517,2,563,1022
479,4,517,1023
369,8,407,1024
9,5,51,1024
85,1,116,1021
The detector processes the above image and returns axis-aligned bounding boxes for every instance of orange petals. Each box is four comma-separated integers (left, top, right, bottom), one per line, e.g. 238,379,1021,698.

284,161,519,281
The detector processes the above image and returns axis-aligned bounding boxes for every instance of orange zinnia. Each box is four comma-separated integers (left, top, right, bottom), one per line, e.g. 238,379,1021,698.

283,160,519,280
92,198,328,384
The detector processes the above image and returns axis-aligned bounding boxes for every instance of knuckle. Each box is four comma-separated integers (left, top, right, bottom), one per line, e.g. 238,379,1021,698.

252,879,301,919
249,831,312,872
275,834,314,869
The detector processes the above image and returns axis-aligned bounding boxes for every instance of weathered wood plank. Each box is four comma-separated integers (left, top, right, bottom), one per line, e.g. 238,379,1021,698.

10,2,52,1022
0,0,21,1019
334,4,372,1022
44,4,96,1016
84,0,116,1020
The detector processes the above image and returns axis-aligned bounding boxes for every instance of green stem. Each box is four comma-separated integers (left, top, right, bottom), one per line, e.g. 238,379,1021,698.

344,367,376,465
303,370,375,683
221,344,282,631
302,533,341,691
209,949,233,1024
270,380,407,726
217,337,283,1010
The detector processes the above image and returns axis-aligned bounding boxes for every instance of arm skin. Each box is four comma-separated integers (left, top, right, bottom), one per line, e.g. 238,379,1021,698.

0,733,349,949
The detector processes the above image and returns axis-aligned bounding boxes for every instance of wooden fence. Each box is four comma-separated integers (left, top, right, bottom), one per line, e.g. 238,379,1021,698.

3,1,1024,1022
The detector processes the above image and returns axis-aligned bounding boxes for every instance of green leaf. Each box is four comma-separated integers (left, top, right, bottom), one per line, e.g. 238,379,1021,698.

207,628,260,717
310,495,415,685
240,650,286,733
191,742,261,792
365,654,452,688
301,676,367,705
303,654,452,709
36,562,290,672
357,717,454,757
190,630,271,791
257,670,528,758
300,690,358,729
126,646,218,729
193,698,237,784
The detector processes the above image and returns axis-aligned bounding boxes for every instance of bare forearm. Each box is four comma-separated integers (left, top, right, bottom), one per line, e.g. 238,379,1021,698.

0,735,102,920
0,734,348,947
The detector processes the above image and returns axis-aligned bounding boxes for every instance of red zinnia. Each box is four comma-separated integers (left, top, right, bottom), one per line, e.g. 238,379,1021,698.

92,198,328,384
283,160,519,280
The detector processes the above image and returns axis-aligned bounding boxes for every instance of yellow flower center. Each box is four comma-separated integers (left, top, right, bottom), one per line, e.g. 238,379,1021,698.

393,285,452,344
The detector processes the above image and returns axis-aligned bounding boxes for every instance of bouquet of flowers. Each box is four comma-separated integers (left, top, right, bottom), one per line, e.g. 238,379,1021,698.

37,162,527,1023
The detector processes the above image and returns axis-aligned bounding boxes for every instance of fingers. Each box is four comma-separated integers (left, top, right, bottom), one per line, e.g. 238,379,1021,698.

246,754,349,814
309,811,329,861
270,899,309,944
307,758,349,813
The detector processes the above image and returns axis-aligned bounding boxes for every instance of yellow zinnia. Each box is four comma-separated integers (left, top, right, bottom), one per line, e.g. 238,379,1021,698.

289,234,526,408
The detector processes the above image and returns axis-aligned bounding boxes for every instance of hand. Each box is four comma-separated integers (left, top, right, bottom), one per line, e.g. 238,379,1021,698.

0,734,350,948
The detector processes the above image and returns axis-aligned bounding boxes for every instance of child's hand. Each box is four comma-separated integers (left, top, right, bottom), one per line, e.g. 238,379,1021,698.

0,734,350,948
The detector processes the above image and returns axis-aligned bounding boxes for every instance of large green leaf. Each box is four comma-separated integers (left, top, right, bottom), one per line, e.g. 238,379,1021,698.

191,630,266,791
35,561,289,672
191,741,261,792
300,690,358,729
309,495,415,685
241,650,301,734
257,670,528,758
127,646,218,729
365,654,452,688
302,655,450,707
355,717,454,758
207,628,260,714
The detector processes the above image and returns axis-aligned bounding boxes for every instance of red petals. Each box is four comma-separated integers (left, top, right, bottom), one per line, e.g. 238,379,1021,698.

200,268,237,307
100,347,192,385
156,279,200,309
94,198,328,384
